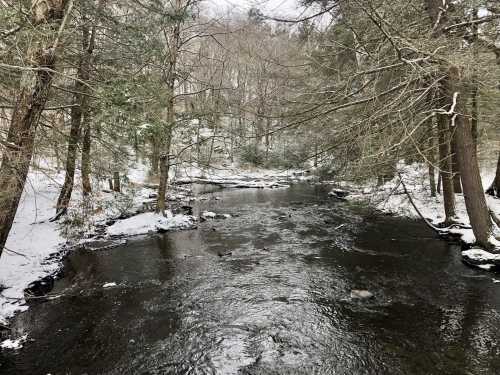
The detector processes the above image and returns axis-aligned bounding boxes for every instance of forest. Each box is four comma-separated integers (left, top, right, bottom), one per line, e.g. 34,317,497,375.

0,0,500,373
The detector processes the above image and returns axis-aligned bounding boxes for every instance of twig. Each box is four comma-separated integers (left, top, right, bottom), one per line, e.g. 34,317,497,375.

398,172,441,233
3,247,30,259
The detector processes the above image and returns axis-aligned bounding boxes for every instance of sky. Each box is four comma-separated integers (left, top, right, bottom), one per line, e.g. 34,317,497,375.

205,0,307,19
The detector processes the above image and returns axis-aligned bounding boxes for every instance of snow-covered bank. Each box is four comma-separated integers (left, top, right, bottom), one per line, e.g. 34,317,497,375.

334,163,500,270
0,170,64,325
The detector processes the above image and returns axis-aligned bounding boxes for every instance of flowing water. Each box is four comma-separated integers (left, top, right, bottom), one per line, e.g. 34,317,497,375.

1,184,500,374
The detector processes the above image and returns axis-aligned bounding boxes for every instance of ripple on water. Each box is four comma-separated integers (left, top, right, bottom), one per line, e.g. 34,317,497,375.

3,185,500,374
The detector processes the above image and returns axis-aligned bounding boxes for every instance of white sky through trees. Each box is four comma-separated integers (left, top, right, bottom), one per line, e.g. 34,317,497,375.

206,0,304,18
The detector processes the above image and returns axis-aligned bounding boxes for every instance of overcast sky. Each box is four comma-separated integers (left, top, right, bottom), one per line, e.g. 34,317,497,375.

205,0,306,19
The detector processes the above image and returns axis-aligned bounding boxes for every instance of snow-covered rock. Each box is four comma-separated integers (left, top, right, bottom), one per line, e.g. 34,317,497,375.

1,335,27,350
350,290,374,299
201,211,217,219
462,248,500,267
329,188,350,199
107,212,196,237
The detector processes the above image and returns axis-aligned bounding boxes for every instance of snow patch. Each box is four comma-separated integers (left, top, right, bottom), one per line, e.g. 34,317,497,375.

1,334,28,350
102,282,117,288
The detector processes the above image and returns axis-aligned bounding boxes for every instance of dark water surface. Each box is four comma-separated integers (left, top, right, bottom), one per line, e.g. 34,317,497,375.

2,184,500,374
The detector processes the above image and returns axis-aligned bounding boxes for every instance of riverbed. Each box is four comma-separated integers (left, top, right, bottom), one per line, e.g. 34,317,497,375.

1,184,500,374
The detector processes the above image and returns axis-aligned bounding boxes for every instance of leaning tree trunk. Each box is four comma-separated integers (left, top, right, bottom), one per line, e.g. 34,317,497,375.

446,67,493,248
0,0,73,257
486,152,500,198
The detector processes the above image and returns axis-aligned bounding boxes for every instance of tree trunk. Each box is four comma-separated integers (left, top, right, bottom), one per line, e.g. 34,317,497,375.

470,8,479,150
156,0,181,214
79,0,104,196
446,67,492,248
53,111,65,172
471,84,479,149
55,103,82,215
486,152,500,197
151,139,160,175
427,133,436,197
113,171,121,193
0,0,73,257
451,139,462,194
56,20,91,215
81,119,92,195
436,113,456,223
156,154,169,214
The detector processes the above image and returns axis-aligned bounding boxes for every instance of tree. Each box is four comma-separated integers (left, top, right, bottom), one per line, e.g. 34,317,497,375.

56,0,102,216
0,0,74,257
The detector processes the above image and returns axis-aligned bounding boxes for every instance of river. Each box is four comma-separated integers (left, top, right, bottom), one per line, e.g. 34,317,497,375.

1,184,500,374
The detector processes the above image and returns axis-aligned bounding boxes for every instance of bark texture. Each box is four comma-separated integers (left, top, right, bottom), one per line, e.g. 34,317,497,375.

437,113,456,223
81,118,92,195
427,131,437,197
446,67,492,248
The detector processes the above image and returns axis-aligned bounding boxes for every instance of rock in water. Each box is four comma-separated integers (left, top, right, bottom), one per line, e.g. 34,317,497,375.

350,290,374,300
329,189,350,199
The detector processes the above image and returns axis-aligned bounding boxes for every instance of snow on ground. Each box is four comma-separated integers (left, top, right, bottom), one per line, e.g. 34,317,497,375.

0,170,63,325
107,212,196,237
